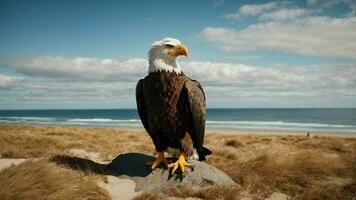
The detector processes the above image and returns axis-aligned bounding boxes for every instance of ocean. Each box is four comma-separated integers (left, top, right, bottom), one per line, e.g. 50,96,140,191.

0,108,356,134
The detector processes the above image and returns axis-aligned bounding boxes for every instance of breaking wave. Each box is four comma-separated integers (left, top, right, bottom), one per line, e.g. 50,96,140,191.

1,116,356,133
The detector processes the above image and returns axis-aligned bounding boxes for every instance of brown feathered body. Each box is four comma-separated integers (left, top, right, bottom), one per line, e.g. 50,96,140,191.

136,71,211,160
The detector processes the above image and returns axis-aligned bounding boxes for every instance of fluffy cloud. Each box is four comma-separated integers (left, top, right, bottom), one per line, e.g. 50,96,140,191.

182,61,356,95
183,61,356,107
1,55,356,108
225,2,277,19
4,55,147,81
0,75,12,88
307,0,318,5
0,74,137,108
214,1,356,58
201,16,356,59
0,55,149,108
259,8,313,21
0,74,23,88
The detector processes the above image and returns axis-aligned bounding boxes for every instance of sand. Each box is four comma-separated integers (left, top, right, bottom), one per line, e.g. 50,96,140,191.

0,158,26,171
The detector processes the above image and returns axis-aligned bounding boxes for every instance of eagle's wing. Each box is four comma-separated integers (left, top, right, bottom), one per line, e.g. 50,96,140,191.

136,79,150,134
183,79,211,161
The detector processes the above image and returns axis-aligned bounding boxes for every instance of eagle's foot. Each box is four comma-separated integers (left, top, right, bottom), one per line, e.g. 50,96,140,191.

146,152,169,170
167,153,193,174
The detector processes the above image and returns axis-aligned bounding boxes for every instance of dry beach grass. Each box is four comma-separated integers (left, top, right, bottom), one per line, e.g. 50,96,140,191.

0,124,355,199
0,159,110,200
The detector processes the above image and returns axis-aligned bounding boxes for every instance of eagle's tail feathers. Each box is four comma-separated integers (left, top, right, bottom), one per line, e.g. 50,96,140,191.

198,147,212,161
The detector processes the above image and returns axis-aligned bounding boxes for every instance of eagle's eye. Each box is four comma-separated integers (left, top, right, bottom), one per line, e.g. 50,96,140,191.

164,44,175,48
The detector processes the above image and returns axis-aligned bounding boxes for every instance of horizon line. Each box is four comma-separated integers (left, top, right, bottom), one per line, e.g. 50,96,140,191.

1,107,356,111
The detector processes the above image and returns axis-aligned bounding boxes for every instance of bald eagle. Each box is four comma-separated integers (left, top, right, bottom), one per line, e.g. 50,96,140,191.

136,37,212,174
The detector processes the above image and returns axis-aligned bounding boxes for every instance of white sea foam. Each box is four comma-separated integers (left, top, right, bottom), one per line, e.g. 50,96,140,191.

206,120,355,128
1,117,355,133
68,118,140,123
2,116,57,121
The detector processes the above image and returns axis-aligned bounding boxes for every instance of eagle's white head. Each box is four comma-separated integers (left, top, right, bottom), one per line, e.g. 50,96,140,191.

148,37,188,74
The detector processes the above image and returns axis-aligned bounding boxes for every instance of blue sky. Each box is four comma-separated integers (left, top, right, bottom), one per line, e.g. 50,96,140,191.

0,0,356,109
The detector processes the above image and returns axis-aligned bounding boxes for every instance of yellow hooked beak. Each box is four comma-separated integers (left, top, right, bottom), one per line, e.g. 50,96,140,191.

168,44,188,57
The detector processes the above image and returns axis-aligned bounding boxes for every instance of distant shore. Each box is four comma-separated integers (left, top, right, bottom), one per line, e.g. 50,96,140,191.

109,126,356,138
206,128,356,137
1,122,355,137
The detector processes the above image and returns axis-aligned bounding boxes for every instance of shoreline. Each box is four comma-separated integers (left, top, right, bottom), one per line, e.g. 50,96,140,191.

111,126,356,137
206,128,356,137
1,123,355,137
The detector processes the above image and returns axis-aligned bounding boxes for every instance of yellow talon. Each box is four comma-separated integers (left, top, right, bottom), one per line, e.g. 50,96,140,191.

146,152,169,170
167,153,193,174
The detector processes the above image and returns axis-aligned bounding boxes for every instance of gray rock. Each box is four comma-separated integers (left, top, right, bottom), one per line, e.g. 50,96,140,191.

106,152,238,193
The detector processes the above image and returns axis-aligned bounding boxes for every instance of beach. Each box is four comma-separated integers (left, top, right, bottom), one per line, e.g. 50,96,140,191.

2,108,356,134
1,0,355,199
0,124,355,200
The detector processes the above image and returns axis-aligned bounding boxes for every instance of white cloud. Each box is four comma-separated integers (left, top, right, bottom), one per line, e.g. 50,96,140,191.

225,1,317,21
182,61,356,107
201,16,356,59
260,8,313,21
0,75,11,88
181,61,356,94
0,74,137,108
0,75,23,88
1,55,356,108
225,2,277,19
225,55,263,61
4,55,147,81
307,0,319,5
